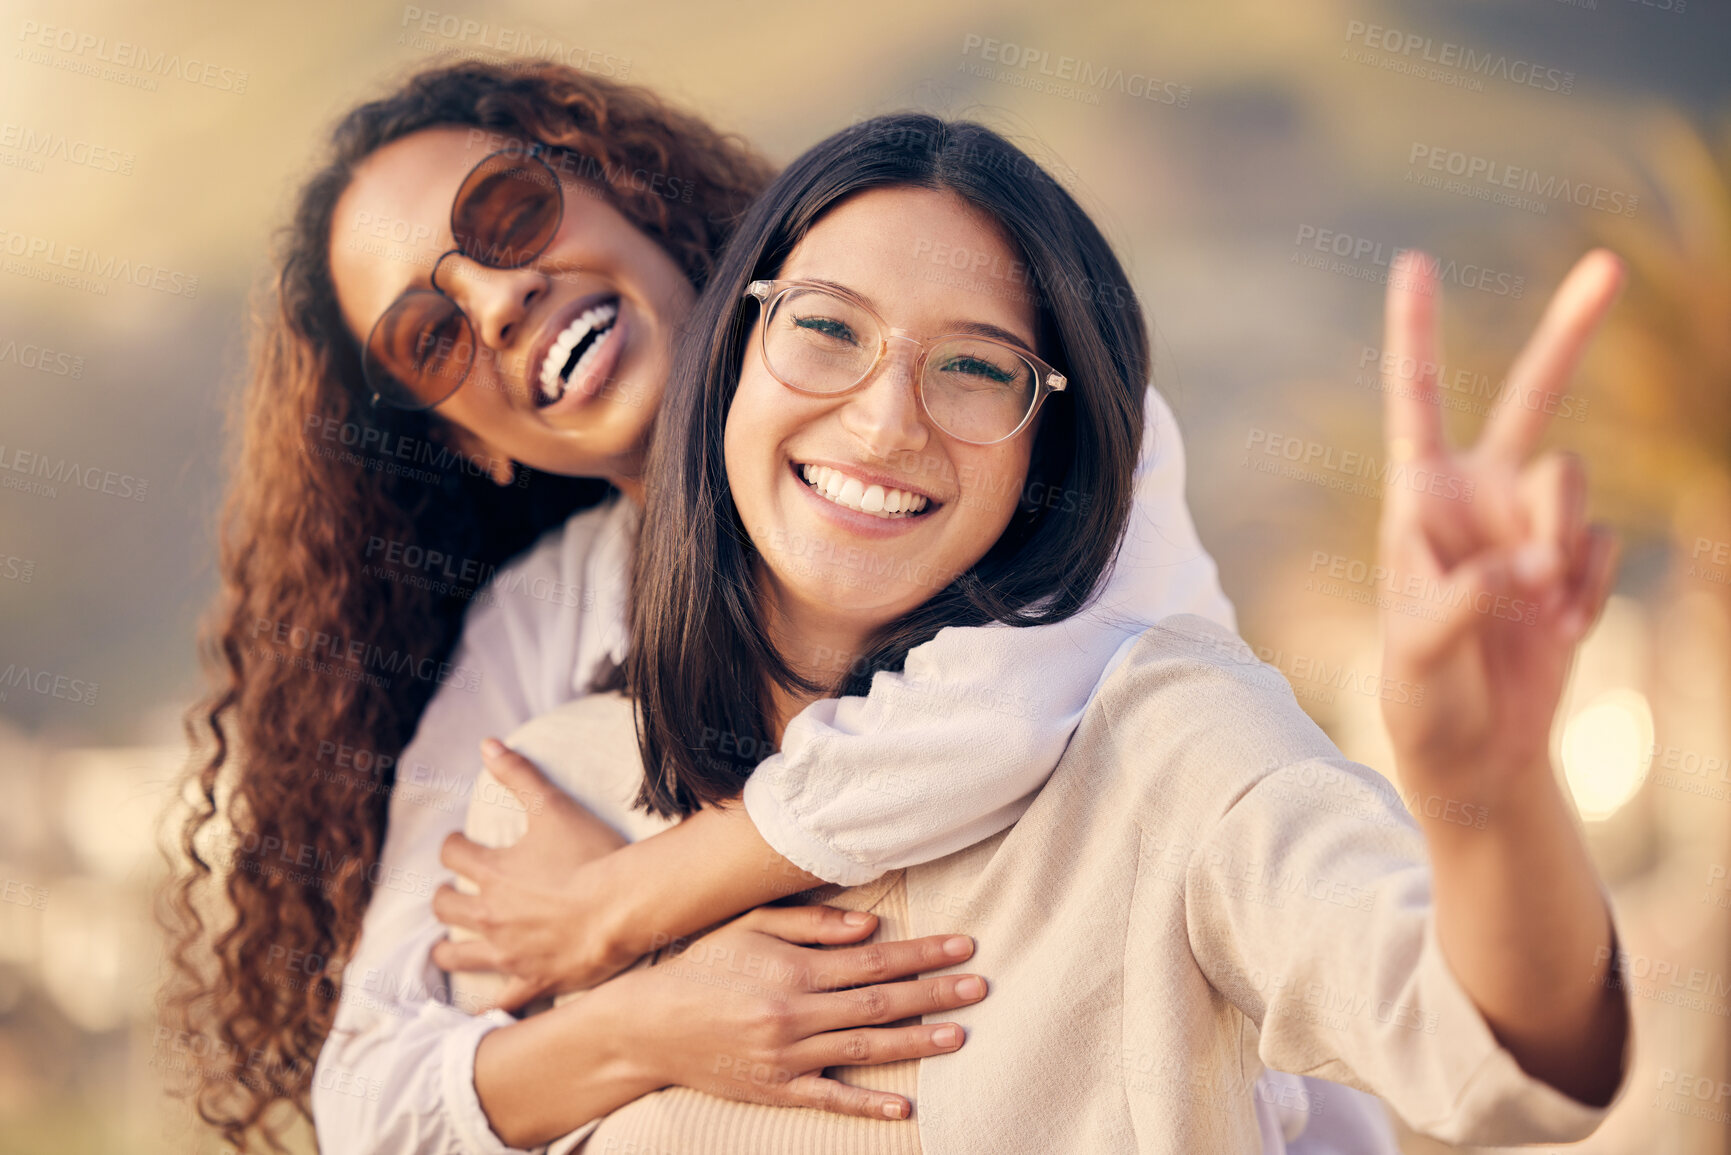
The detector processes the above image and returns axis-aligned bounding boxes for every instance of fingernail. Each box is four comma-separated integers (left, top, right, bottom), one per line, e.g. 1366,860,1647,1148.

843,911,872,926
942,935,973,958
882,1100,907,1119
480,738,505,759
932,1025,960,1048
956,976,985,1000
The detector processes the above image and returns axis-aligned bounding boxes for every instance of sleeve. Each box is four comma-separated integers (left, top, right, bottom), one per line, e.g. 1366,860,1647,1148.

312,533,582,1155
743,385,1235,885
1184,755,1630,1146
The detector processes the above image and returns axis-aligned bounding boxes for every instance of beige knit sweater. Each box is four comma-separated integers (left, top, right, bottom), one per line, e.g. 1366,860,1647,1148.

457,615,1628,1153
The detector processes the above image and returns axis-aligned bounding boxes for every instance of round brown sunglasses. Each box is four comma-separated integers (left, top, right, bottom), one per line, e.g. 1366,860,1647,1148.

362,144,564,410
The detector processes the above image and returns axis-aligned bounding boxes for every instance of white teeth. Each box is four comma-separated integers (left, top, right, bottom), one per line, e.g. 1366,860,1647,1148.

796,464,929,519
538,302,620,400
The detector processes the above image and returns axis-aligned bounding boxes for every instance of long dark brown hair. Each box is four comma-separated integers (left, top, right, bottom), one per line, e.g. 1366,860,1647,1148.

626,114,1150,818
163,59,770,1150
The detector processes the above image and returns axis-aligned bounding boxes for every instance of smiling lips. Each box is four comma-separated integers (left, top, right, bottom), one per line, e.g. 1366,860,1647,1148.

536,300,620,406
799,463,932,519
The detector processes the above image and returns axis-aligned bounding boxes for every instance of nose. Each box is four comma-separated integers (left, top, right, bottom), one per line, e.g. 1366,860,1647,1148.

837,336,931,459
435,252,546,355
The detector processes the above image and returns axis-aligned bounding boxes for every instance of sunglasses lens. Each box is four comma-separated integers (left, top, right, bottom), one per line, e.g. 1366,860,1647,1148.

451,152,562,270
364,291,475,409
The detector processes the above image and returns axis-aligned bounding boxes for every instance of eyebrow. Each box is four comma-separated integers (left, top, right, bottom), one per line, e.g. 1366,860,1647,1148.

801,277,1038,353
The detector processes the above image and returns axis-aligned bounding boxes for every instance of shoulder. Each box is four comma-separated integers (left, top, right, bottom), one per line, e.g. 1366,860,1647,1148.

1098,614,1298,708
501,693,668,840
441,497,633,699
1078,615,1341,810
479,496,634,616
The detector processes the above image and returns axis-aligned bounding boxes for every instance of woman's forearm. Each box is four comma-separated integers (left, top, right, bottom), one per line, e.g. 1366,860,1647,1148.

474,983,660,1149
444,743,824,995
1420,764,1627,1105
597,801,823,961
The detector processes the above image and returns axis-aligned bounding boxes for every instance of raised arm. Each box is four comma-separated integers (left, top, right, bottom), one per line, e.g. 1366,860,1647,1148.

1373,248,1627,1102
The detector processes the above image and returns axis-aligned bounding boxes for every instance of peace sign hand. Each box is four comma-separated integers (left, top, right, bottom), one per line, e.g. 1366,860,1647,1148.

1376,249,1623,807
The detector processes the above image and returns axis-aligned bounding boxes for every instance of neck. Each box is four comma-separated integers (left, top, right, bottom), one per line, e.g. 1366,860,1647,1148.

760,587,877,742
605,445,648,507
612,474,645,507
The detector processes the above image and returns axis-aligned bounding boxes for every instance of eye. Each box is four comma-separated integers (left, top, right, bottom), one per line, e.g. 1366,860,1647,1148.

791,314,861,345
936,353,1020,386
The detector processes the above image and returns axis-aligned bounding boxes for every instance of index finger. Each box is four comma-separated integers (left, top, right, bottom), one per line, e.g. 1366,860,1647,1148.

439,830,493,879
809,934,977,990
1382,249,1447,460
480,738,554,812
1479,248,1623,464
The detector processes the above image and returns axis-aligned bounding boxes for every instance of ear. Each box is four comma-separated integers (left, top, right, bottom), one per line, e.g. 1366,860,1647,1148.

431,419,516,487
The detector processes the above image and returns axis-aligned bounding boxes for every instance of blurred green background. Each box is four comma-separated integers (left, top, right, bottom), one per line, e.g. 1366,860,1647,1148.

0,0,1726,1150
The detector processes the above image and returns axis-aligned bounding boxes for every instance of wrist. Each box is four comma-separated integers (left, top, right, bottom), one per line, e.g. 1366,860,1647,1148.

475,985,663,1147
1401,752,1559,841
1414,758,1583,882
581,849,657,969
581,972,669,1093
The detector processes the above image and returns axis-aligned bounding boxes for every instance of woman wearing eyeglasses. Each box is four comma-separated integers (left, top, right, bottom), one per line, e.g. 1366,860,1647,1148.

451,115,1628,1153
173,60,1370,1153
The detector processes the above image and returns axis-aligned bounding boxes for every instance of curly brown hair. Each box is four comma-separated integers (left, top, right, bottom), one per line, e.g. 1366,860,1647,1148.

161,59,771,1150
